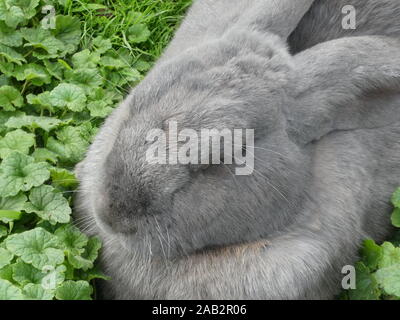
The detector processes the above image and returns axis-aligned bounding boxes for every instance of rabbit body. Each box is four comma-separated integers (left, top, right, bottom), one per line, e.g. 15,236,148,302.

75,0,400,299
289,0,400,52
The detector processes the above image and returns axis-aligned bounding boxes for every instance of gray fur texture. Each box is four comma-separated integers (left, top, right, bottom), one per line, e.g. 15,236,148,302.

75,0,400,299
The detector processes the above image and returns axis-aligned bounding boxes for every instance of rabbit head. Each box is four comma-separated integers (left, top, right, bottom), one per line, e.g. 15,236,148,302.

76,1,400,260
76,28,311,257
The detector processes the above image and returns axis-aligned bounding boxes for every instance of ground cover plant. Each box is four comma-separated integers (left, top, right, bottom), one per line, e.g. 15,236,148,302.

0,0,191,300
0,0,399,300
341,190,400,300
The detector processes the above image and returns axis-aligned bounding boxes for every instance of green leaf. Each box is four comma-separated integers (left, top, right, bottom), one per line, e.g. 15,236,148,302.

43,60,63,80
83,237,101,263
100,55,127,69
55,224,87,255
92,36,112,54
0,210,22,223
72,49,100,69
0,129,35,159
40,264,66,290
24,185,71,224
0,193,27,211
391,188,400,208
50,167,78,188
0,111,24,135
0,59,14,77
67,253,93,271
0,264,13,281
0,225,7,238
31,148,58,164
6,227,64,269
62,259,75,280
0,21,22,47
392,208,400,228
88,87,116,105
21,27,65,56
375,264,400,297
0,247,13,268
0,0,25,28
0,44,25,64
56,58,72,70
5,115,62,132
79,266,110,282
127,23,150,43
0,192,26,223
67,236,101,271
65,68,103,93
0,152,50,197
0,85,23,111
56,0,69,7
348,262,381,300
379,242,400,268
87,101,113,118
12,259,44,285
55,280,92,300
22,283,54,300
35,220,57,233
52,15,81,54
12,259,65,288
0,278,25,299
0,74,8,86
6,0,39,20
46,126,89,163
49,83,87,112
133,59,151,72
77,122,98,142
119,67,141,83
14,63,51,85
27,92,54,113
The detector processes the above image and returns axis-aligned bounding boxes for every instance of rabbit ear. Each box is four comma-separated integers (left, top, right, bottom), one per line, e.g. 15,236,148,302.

238,0,315,39
286,36,400,145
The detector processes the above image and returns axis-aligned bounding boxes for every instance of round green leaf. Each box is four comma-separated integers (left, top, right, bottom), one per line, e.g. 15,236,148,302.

50,167,78,188
46,126,89,163
127,23,150,43
22,283,55,300
24,185,71,224
0,279,25,300
6,227,64,269
392,189,400,208
0,85,23,111
0,21,22,47
5,115,63,132
0,129,35,159
0,152,50,197
49,83,87,112
0,247,13,269
392,208,400,228
375,264,400,298
52,15,81,54
55,280,92,300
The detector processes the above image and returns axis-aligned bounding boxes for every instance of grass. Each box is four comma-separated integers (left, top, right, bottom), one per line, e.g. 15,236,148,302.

62,0,193,59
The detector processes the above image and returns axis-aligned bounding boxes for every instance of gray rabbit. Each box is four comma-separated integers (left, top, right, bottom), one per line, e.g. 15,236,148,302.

75,0,400,299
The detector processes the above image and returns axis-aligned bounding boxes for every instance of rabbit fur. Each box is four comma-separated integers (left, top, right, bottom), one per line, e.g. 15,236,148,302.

75,0,400,299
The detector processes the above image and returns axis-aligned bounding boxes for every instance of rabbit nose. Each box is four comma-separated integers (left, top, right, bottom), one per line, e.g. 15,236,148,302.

107,183,150,215
95,197,139,234
94,186,145,234
99,213,138,234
